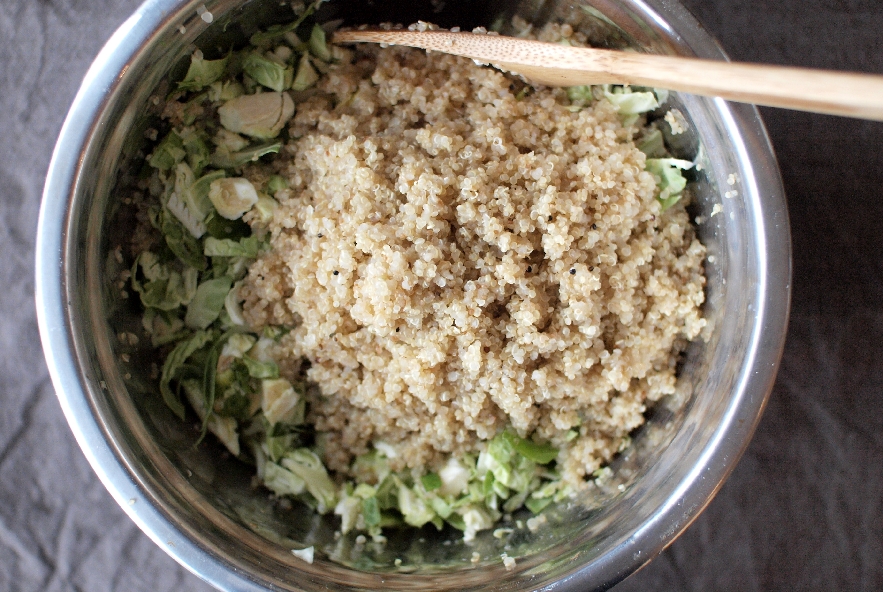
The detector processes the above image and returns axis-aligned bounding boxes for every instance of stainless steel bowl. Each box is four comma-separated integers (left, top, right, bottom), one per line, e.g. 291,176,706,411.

36,0,790,589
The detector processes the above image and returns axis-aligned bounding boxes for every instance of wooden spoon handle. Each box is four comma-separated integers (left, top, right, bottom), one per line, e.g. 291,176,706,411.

333,30,883,121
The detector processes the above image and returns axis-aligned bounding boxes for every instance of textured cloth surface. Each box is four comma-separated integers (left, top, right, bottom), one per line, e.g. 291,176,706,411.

1,0,880,590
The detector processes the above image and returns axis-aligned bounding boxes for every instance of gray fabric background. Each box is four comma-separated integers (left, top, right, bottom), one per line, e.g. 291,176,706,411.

2,0,881,589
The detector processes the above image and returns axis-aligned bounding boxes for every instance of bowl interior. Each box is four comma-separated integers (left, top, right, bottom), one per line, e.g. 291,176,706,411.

44,0,789,589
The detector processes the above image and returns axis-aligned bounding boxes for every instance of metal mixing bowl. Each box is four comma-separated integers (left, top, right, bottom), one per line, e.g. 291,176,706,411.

35,0,790,589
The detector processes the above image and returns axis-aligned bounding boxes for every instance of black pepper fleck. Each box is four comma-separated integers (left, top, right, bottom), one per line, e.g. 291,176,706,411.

318,233,323,238
591,223,597,230
526,266,532,273
569,268,576,275
333,270,339,275
548,215,553,222
589,266,595,271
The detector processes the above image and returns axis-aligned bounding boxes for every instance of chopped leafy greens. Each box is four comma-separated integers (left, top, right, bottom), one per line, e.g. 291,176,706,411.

308,25,332,62
204,236,264,257
511,434,559,464
211,141,282,169
160,330,213,419
603,85,659,116
241,355,279,379
149,131,186,170
421,472,442,492
243,52,293,92
178,51,229,92
185,277,234,330
292,53,319,91
637,128,666,158
265,175,288,195
566,85,594,103
646,157,693,210
248,0,327,46
158,206,207,269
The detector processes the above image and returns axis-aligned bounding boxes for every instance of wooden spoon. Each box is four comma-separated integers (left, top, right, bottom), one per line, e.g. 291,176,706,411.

333,29,883,121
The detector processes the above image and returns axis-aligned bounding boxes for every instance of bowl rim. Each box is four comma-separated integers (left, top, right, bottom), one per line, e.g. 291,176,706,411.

35,0,791,590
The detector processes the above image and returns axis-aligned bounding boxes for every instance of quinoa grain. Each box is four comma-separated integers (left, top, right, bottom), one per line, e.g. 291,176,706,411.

239,45,706,488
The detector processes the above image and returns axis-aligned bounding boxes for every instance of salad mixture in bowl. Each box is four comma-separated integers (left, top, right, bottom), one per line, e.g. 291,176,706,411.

128,1,705,547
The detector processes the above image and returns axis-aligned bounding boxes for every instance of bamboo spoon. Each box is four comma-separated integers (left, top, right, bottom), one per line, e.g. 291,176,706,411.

333,29,883,121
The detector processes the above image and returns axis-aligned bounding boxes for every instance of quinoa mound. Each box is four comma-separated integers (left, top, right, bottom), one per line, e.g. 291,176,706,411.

240,45,706,488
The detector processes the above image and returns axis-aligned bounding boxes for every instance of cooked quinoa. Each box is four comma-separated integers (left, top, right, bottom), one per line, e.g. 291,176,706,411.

239,43,706,489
